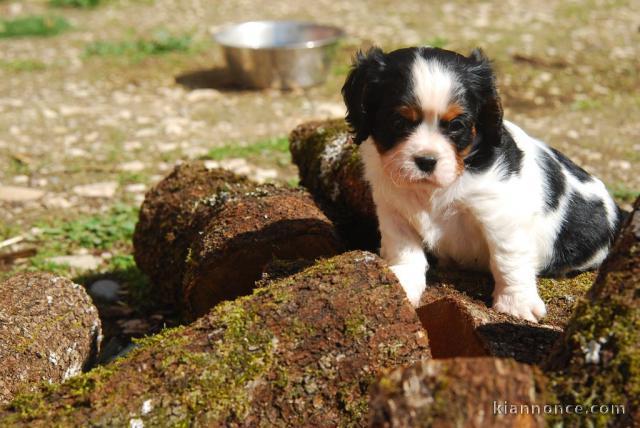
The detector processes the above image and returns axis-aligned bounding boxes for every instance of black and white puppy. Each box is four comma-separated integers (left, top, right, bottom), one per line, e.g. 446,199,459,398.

342,46,622,322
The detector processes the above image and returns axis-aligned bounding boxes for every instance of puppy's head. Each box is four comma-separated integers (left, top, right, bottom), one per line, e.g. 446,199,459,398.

342,46,503,188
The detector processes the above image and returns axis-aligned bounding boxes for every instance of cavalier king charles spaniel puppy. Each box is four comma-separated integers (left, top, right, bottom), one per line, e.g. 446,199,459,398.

342,46,622,322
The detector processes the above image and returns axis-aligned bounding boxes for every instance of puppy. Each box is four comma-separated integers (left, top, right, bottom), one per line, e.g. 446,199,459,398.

341,46,622,322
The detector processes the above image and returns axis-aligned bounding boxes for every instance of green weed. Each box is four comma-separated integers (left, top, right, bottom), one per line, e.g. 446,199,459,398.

49,0,101,7
610,184,640,204
0,15,70,38
424,36,448,49
205,137,290,161
0,59,47,72
38,204,138,250
571,98,602,111
84,30,193,60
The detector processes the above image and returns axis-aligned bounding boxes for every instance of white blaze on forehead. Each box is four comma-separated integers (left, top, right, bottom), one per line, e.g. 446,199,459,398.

411,55,459,116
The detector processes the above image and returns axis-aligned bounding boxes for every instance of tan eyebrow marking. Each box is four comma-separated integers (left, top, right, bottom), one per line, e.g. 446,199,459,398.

397,105,422,122
440,103,464,122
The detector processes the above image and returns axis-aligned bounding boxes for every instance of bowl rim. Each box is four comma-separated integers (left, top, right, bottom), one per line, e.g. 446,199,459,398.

213,20,345,50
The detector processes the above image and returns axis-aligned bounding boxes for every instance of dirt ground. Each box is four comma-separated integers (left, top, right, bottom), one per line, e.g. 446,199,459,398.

0,0,638,356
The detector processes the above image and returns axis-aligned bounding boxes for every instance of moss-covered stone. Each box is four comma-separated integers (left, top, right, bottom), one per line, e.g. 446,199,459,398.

547,197,640,426
0,251,430,426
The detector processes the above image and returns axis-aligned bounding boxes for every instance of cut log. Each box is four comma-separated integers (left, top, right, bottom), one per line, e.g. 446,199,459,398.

547,197,640,426
0,273,101,404
133,162,254,305
417,289,561,365
182,187,343,318
0,251,430,427
289,120,379,250
369,357,549,428
134,162,342,318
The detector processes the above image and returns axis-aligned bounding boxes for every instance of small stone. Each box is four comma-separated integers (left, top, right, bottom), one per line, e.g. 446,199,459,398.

157,142,178,153
73,182,118,198
125,183,147,193
567,130,580,139
253,168,278,183
43,195,73,209
119,161,145,172
0,186,45,202
12,176,29,185
88,279,121,302
217,158,251,176
48,255,102,270
186,89,220,102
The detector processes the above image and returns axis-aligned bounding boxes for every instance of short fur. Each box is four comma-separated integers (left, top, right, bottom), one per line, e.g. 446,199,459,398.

342,46,622,322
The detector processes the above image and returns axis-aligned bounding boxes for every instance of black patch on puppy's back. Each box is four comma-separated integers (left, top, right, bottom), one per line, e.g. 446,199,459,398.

550,147,592,183
537,149,566,212
465,126,523,179
542,192,612,276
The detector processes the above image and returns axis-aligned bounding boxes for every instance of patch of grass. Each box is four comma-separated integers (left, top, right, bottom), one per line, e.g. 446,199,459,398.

49,0,101,7
332,63,350,76
0,59,47,72
610,183,640,204
423,36,448,49
205,136,290,161
571,98,602,111
84,30,193,61
38,204,138,250
0,15,70,38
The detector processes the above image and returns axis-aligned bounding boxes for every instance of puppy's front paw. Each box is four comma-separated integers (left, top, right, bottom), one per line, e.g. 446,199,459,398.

390,264,426,307
492,289,547,322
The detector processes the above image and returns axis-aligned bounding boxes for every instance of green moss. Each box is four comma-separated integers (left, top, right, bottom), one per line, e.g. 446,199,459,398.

344,312,368,340
153,300,276,424
550,295,640,425
537,272,594,302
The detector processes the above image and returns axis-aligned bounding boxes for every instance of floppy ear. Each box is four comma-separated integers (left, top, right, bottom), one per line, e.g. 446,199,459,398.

467,48,503,144
341,47,386,144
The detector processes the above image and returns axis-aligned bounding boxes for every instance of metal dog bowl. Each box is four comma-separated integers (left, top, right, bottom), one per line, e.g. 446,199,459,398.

214,20,344,90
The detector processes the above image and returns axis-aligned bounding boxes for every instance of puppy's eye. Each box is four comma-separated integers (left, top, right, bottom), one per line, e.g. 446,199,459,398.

440,117,467,133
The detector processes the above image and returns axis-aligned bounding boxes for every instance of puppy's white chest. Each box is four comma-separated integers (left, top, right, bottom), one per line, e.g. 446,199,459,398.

409,201,490,270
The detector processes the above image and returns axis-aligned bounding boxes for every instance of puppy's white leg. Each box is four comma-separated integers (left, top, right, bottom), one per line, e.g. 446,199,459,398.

489,239,546,323
377,203,427,307
472,207,546,322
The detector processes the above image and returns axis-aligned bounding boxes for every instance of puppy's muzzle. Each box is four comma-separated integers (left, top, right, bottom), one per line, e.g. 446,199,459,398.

414,155,438,174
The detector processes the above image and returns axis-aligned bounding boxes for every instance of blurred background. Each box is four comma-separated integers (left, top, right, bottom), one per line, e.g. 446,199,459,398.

0,0,638,356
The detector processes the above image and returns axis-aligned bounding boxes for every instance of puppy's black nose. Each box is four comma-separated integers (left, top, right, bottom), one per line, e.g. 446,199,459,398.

414,156,438,174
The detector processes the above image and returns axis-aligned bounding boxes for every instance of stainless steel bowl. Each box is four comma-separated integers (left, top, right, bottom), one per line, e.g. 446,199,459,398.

214,20,344,90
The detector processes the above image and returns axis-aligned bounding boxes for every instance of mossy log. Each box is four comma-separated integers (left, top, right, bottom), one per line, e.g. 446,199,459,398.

182,186,343,318
289,120,379,250
134,162,342,318
547,196,640,426
369,357,549,427
0,251,430,427
0,273,101,404
134,162,254,305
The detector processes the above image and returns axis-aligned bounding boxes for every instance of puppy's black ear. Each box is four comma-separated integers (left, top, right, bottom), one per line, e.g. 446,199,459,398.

467,48,503,144
341,47,386,144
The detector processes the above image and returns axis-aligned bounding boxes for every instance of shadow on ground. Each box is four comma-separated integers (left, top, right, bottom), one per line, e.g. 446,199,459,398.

175,67,245,91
